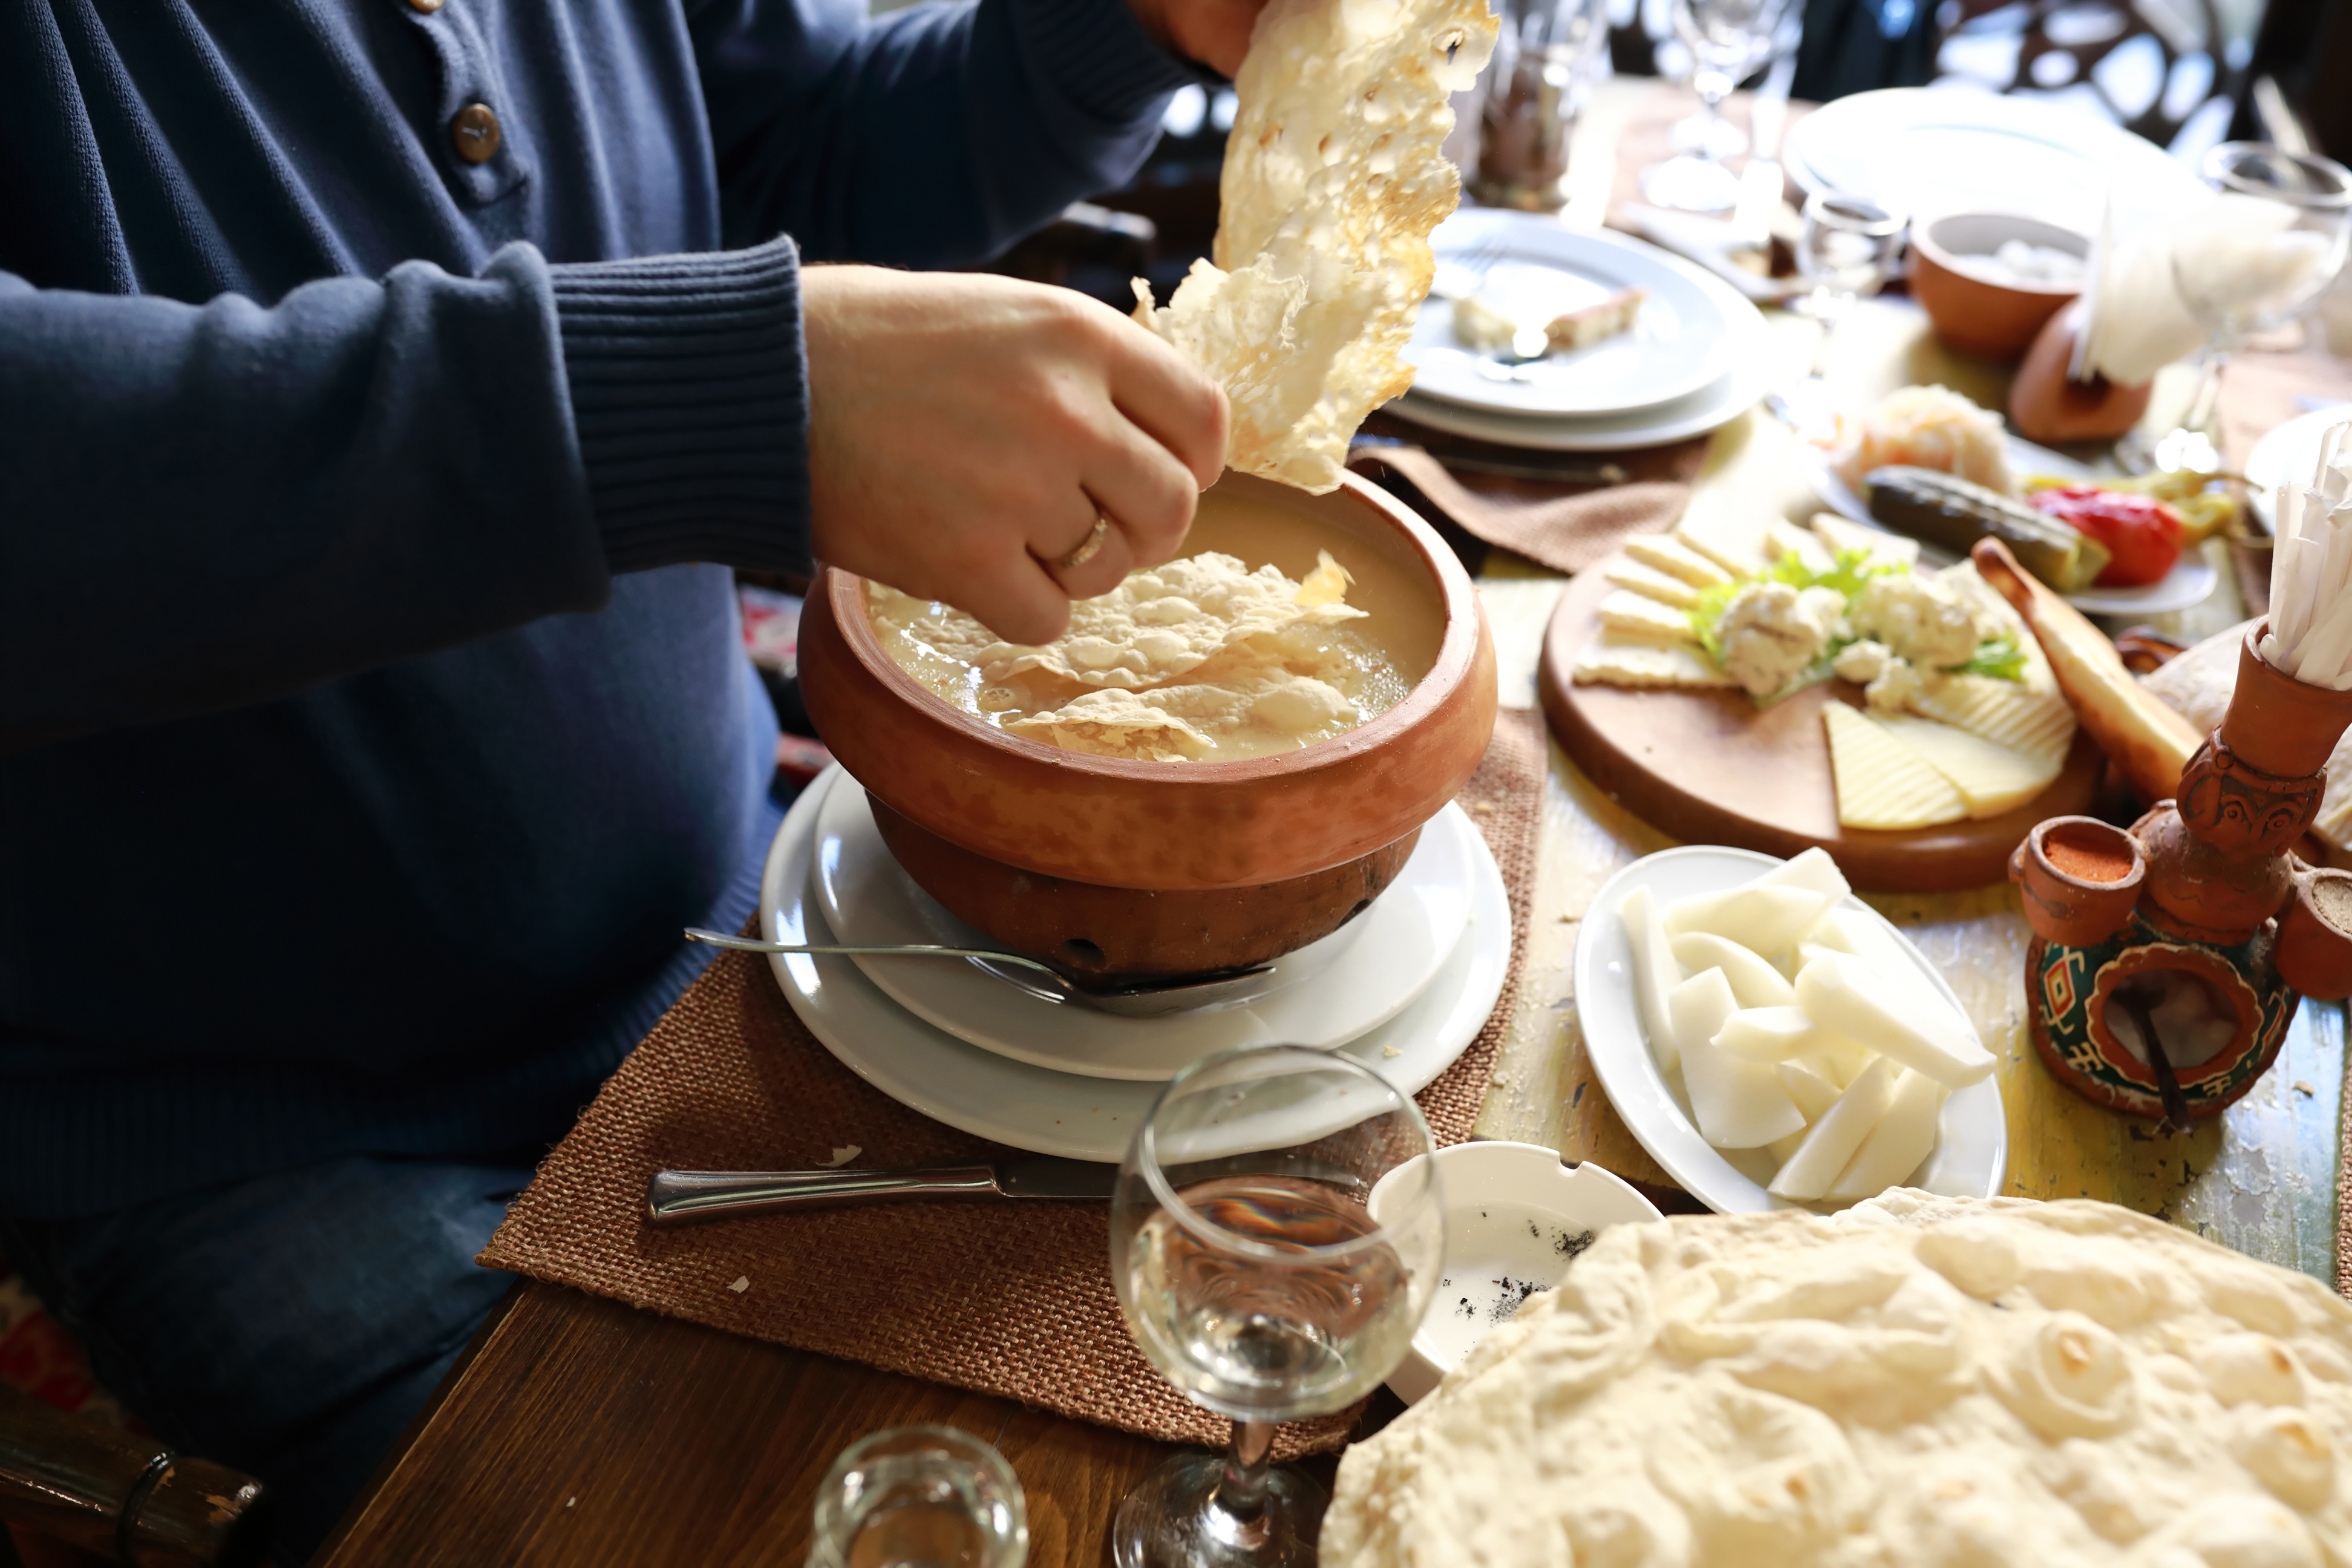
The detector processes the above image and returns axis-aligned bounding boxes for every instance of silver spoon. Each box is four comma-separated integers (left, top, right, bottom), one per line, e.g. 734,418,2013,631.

683,929,1278,1019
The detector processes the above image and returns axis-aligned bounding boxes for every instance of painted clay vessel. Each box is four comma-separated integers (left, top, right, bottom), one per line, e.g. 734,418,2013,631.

2014,622,2352,1122
797,468,1500,978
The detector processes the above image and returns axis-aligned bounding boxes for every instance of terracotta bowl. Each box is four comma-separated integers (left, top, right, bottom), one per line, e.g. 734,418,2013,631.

797,469,1500,976
1910,214,2088,362
2278,869,2352,1001
2010,815,2146,947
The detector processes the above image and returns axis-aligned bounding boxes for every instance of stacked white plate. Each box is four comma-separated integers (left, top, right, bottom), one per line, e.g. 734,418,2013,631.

753,768,1512,1161
1388,208,1772,452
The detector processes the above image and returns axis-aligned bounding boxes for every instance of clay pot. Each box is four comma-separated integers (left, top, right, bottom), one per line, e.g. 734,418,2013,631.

2011,815,2146,946
798,469,1498,895
2008,305,2153,446
1910,214,2084,362
869,797,1420,980
2218,620,2352,779
2277,868,2352,1001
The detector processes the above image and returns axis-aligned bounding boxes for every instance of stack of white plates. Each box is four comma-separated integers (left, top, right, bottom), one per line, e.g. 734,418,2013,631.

1388,208,1772,452
753,768,1512,1161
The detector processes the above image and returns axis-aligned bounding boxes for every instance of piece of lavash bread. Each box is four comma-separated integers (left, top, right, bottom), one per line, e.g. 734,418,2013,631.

2143,617,2352,864
1323,1191,2352,1568
1132,0,1495,494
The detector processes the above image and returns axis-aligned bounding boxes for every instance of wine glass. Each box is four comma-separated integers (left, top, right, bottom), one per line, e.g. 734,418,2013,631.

1109,1045,1443,1568
1640,0,1798,214
1768,191,1907,434
2145,142,2352,472
1472,0,1612,212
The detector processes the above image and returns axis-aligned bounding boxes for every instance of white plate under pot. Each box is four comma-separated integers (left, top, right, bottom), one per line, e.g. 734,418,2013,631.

756,768,1512,1162
811,774,1477,1081
1385,353,1769,453
1570,844,2008,1215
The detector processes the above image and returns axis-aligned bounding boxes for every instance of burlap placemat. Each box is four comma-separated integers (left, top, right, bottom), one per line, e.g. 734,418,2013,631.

480,708,1546,1456
1348,442,1696,577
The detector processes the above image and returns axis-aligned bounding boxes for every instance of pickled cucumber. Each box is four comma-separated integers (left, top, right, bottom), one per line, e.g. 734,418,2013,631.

1863,466,2111,594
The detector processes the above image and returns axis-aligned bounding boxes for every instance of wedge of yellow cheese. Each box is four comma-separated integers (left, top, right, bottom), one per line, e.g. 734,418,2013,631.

1874,713,2058,819
1602,557,1702,609
1909,675,2077,769
1572,635,1734,690
1823,702,1968,829
1623,535,1733,589
1596,590,1698,646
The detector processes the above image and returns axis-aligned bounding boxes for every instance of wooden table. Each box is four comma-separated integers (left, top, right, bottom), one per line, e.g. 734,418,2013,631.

318,80,2351,1567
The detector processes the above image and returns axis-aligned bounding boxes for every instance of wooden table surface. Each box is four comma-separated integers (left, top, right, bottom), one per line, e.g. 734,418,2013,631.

316,80,2352,1567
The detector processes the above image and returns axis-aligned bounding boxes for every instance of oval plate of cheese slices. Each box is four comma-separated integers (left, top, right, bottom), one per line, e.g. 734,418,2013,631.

1575,843,2008,1214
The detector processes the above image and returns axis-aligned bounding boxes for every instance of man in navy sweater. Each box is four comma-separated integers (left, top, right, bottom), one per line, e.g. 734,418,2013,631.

0,0,1245,1552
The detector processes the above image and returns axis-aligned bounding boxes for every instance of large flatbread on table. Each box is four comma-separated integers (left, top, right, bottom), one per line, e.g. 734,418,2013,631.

1324,1191,2352,1567
1134,0,1495,493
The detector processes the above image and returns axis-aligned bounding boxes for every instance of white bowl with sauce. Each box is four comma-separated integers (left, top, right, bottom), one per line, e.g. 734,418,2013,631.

1367,1143,1663,1405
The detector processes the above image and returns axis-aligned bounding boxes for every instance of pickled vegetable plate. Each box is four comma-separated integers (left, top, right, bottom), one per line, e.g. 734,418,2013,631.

1805,438,2216,617
1574,844,2008,1213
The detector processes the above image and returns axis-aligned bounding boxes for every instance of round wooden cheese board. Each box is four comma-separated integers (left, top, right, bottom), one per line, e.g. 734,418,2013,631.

1537,561,2103,892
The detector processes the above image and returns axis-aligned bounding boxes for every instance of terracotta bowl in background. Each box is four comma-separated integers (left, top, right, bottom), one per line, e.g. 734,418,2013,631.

1910,213,2088,362
797,469,1500,979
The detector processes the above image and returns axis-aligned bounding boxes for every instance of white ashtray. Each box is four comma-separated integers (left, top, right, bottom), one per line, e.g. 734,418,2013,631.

1368,1142,1663,1405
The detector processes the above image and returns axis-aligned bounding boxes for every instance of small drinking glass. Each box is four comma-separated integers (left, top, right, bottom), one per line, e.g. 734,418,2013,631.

1472,0,1610,212
2143,142,2352,472
807,1426,1027,1568
1768,191,1907,434
1641,0,1798,214
1109,1045,1444,1568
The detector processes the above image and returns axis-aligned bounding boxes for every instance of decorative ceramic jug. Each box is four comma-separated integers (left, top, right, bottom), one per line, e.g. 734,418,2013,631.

2012,622,2352,1128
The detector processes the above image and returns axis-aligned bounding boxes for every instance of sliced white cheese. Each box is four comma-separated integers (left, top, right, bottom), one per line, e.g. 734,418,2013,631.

1766,1127,1811,1165
1764,518,1837,575
1623,535,1734,589
1909,675,2078,769
1596,590,1699,647
1759,845,1854,909
1621,886,1685,1074
1824,1067,1945,1203
1671,933,1797,1009
1805,1039,1875,1089
1674,512,1772,578
1664,884,1835,957
1809,512,1921,570
1874,713,2061,820
1715,1005,1826,1063
1769,1056,1903,1202
1572,636,1736,690
1794,950,1994,1088
1823,702,1969,831
1776,1056,1844,1121
1602,557,1702,610
1671,968,1807,1149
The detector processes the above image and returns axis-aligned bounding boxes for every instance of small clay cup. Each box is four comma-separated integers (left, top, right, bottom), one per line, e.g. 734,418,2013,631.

2008,304,2153,446
1910,214,2085,362
2277,867,2352,1001
2218,620,2352,779
869,798,1420,979
2011,815,2146,946
798,469,1498,893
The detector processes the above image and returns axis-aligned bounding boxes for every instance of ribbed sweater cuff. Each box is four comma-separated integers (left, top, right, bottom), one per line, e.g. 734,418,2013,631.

547,237,811,577
1015,0,1206,125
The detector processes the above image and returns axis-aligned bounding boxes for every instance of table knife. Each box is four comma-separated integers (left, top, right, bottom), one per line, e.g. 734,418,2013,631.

645,1158,1115,1225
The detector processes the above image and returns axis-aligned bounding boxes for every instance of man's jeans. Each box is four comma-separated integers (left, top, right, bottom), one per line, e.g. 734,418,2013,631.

2,1155,534,1563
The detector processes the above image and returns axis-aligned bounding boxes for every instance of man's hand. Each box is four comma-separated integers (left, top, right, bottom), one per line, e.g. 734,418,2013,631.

802,267,1229,647
1126,0,1269,77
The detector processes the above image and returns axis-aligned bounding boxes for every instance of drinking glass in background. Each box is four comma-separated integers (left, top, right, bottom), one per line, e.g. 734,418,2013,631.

1639,0,1798,214
1108,1045,1443,1568
806,1426,1027,1568
2146,142,2352,472
1769,191,1908,434
1471,0,1610,212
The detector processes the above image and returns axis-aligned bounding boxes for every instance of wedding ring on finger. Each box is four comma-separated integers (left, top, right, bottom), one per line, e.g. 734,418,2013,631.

1053,515,1111,573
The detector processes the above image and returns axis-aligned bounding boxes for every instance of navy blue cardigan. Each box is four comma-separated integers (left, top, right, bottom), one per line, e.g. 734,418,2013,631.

0,0,1190,1217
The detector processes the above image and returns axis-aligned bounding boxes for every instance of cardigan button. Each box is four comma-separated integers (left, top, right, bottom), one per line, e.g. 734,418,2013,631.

408,0,443,10
451,103,501,165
